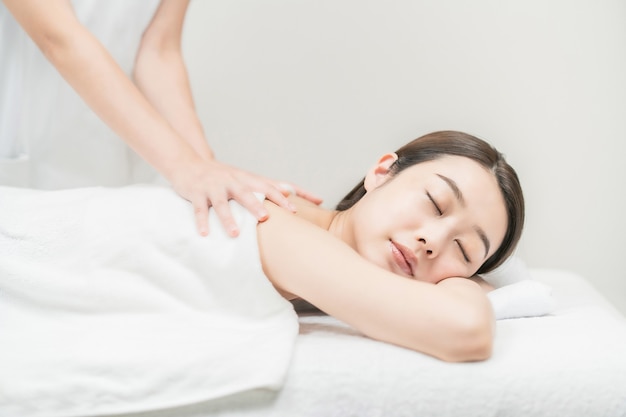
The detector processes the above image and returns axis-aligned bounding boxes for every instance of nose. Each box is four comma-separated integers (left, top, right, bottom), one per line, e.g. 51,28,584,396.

418,236,438,258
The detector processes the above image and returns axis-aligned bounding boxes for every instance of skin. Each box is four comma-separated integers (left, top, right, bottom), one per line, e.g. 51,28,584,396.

338,154,507,283
257,155,507,362
2,0,322,236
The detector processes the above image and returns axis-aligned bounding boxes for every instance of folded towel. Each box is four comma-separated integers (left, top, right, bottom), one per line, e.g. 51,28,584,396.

481,257,556,320
488,279,556,320
0,185,298,417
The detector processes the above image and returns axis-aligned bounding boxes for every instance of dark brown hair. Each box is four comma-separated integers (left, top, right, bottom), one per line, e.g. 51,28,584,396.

336,131,524,275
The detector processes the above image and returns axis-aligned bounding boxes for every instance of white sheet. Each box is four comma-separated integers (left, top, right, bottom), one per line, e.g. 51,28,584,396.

105,269,626,417
0,186,298,417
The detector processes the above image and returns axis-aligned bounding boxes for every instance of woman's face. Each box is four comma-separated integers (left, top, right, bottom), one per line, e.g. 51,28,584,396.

347,154,508,284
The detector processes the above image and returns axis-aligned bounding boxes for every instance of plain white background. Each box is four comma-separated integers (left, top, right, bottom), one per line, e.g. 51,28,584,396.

181,0,626,314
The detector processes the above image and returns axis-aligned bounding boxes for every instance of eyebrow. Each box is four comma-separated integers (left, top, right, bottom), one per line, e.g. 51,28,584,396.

436,174,491,259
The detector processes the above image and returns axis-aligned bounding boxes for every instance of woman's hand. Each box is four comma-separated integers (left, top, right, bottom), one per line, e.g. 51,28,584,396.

169,158,322,237
132,1,321,236
4,0,321,237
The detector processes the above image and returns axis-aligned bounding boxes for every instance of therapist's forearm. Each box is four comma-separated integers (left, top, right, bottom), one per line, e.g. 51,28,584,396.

133,46,214,162
29,18,202,181
132,0,214,162
54,31,200,178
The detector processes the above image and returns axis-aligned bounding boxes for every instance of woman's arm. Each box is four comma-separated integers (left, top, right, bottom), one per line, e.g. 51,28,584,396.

133,0,212,162
132,0,324,234
3,0,210,216
257,202,495,362
2,0,321,236
470,275,495,292
2,0,199,176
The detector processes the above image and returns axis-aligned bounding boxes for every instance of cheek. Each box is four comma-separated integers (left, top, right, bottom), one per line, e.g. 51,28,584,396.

350,214,386,263
348,233,391,276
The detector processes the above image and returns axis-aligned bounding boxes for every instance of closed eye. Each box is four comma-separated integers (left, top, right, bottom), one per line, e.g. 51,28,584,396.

455,239,471,263
426,192,443,215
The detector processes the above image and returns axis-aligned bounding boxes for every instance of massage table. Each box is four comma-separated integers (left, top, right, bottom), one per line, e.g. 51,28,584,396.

104,268,626,417
2,187,624,417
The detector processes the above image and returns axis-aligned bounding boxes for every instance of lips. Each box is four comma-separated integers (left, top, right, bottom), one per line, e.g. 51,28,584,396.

390,240,416,277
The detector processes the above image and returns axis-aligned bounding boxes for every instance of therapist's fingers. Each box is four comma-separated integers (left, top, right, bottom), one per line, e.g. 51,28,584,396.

262,185,296,213
275,181,323,205
223,172,296,215
181,160,322,237
210,196,240,237
192,196,210,237
290,184,323,205
233,189,272,221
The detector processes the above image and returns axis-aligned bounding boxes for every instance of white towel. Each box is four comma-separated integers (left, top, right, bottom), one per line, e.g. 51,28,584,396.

482,257,556,320
0,185,298,417
488,279,556,320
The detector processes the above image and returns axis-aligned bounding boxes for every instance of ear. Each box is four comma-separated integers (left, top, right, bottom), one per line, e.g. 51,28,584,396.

363,153,399,192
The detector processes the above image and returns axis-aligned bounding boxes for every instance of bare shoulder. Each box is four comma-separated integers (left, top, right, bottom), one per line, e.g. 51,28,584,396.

256,201,494,362
256,200,354,293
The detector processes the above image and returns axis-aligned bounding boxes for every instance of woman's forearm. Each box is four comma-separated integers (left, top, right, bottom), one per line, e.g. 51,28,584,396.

133,0,215,162
4,0,318,236
5,0,203,182
133,44,213,161
258,201,495,362
54,30,202,179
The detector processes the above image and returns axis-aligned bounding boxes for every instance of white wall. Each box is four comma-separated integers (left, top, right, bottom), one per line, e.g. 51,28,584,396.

182,0,626,314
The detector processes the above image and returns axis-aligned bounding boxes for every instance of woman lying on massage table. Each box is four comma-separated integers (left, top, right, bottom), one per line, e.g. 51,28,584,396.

0,130,524,364
261,130,523,362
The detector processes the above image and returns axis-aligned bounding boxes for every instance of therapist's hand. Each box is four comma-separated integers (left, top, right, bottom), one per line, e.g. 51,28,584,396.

170,158,323,237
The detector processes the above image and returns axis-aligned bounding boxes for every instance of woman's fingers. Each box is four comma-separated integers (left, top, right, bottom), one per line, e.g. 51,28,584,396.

210,197,240,237
292,185,323,205
175,160,322,237
234,190,270,221
263,185,296,213
192,196,210,237
276,181,323,205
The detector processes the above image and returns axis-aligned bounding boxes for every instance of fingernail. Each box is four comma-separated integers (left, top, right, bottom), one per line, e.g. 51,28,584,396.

288,203,297,212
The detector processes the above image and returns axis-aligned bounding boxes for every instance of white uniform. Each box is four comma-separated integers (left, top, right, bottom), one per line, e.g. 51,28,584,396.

0,0,162,188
